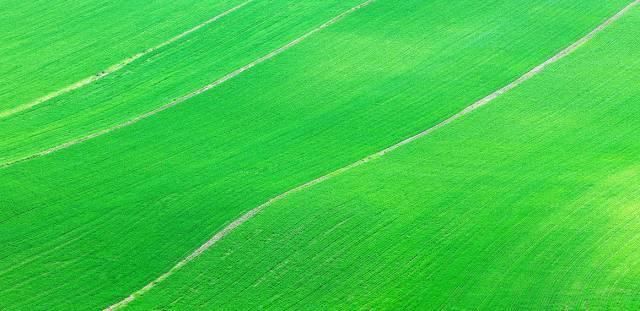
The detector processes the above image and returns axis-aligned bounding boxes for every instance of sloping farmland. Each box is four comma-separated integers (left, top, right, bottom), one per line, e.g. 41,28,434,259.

0,0,637,309
127,4,640,309
0,0,246,112
0,0,370,164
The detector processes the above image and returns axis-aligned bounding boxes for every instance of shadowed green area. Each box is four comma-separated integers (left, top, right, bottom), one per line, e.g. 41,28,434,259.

0,0,245,111
128,7,640,309
0,0,633,309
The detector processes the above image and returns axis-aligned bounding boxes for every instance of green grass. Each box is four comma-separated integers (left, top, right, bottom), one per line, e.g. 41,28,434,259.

0,0,368,164
0,0,635,309
126,6,640,309
0,0,244,111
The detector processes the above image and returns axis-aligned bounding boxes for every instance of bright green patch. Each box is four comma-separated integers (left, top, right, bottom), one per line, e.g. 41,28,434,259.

0,0,634,309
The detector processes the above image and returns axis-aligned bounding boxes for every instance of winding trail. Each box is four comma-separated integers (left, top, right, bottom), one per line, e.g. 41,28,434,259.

104,0,639,309
0,0,376,170
0,0,253,120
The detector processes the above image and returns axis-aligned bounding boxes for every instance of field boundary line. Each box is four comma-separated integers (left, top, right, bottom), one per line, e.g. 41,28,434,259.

0,0,377,170
104,0,638,309
0,0,253,119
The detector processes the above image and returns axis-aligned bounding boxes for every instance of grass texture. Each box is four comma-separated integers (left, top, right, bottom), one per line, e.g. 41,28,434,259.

0,0,244,111
0,0,635,309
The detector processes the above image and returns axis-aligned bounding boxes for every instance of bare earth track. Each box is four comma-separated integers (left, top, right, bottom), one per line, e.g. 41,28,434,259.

104,0,639,309
0,0,253,119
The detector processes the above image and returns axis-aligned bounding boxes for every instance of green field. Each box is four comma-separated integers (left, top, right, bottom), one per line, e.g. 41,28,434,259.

1,0,639,309
0,0,244,112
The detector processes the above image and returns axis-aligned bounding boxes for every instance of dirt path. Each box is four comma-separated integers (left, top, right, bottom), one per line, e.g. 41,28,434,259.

0,0,377,170
103,0,639,309
0,0,253,120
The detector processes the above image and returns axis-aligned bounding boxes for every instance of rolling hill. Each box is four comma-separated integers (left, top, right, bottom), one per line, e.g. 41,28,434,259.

1,0,638,309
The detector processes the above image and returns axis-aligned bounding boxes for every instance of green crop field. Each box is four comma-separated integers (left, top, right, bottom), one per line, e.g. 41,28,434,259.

1,0,638,309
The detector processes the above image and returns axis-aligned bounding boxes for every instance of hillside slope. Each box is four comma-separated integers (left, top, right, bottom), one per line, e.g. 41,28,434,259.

128,5,640,309
0,0,636,309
